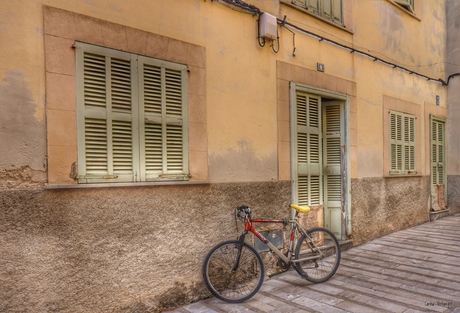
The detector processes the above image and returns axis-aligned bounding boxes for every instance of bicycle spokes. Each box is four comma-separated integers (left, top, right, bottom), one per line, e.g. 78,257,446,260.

294,228,341,284
203,240,265,303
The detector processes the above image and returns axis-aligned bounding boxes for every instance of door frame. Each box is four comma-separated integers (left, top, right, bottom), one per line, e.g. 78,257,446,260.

289,82,351,239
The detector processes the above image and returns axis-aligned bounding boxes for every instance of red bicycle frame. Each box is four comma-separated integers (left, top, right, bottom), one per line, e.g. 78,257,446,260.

243,216,298,256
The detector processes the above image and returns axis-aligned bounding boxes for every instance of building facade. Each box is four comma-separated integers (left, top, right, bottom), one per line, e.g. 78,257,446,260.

0,0,454,311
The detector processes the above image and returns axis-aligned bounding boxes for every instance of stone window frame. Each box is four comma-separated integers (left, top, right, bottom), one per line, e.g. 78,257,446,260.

44,6,207,185
383,96,422,177
388,110,417,175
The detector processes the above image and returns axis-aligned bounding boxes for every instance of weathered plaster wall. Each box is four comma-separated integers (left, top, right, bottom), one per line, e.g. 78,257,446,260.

446,0,460,212
1,0,449,184
351,0,447,179
0,181,290,312
351,176,430,246
447,176,460,214
0,0,452,311
0,1,47,188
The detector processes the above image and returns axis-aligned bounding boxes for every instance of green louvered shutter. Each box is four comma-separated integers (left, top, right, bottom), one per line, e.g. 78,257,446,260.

81,52,108,178
165,68,186,173
141,62,163,178
292,0,307,8
430,117,446,209
323,102,343,237
431,118,445,186
390,111,415,175
295,92,322,207
139,57,188,181
306,0,319,13
390,112,403,174
404,115,416,173
76,43,136,183
331,0,343,23
322,0,332,19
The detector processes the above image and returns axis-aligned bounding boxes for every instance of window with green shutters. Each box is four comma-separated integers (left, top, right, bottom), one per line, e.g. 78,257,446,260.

290,0,343,25
394,0,414,14
389,111,416,175
76,42,189,183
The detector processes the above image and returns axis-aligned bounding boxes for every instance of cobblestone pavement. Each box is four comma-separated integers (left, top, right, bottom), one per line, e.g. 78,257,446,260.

165,215,460,313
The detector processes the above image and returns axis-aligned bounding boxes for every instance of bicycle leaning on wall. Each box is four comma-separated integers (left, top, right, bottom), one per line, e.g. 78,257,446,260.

202,204,341,303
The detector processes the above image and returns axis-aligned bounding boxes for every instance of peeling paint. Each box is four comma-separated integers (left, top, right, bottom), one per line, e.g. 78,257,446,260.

0,165,45,189
209,140,277,182
0,70,46,175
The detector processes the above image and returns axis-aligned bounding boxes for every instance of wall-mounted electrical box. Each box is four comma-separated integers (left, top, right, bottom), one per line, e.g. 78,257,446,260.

259,13,278,40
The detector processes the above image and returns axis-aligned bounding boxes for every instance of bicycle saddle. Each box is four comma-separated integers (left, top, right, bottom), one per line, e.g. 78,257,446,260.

290,204,311,213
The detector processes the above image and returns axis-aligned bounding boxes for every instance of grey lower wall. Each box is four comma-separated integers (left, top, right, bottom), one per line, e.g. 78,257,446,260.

1,176,435,312
0,181,290,313
350,176,430,246
448,175,460,214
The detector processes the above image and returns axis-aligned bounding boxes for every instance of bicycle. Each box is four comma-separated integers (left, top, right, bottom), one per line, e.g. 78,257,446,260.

202,204,341,303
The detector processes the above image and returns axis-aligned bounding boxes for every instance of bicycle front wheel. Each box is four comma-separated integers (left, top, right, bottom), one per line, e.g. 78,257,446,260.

202,240,264,303
294,227,341,283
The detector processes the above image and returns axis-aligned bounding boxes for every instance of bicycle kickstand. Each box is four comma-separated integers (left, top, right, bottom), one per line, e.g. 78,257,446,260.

232,231,247,272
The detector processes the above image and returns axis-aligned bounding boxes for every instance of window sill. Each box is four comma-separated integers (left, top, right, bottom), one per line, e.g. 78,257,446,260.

45,180,211,190
384,174,423,178
280,0,353,34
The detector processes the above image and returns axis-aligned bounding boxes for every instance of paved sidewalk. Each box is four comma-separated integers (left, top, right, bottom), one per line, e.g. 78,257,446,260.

165,216,460,313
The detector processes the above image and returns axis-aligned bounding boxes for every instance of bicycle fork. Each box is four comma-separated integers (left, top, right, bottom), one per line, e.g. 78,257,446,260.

232,231,248,272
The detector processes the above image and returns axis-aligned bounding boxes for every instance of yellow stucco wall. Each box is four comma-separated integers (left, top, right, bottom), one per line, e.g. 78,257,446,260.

0,0,448,184
0,1,453,311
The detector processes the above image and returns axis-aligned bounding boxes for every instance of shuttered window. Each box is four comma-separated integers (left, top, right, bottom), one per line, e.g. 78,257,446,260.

389,111,416,175
290,0,342,25
394,0,414,14
76,42,188,183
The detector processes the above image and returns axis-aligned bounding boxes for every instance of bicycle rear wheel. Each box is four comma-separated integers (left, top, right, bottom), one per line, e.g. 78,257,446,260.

202,240,264,303
294,227,341,283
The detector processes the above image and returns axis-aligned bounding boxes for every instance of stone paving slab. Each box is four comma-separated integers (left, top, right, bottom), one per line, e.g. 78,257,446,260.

164,216,460,313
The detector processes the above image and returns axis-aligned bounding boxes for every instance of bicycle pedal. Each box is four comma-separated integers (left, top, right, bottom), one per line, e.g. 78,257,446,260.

277,256,290,271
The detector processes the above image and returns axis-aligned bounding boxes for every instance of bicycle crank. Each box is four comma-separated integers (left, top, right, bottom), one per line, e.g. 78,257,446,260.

276,253,290,271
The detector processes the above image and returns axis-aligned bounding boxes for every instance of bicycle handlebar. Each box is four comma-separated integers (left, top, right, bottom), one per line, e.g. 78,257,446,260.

236,205,252,219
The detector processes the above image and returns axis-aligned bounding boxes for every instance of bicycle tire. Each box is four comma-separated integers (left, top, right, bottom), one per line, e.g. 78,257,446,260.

294,227,341,283
202,240,264,303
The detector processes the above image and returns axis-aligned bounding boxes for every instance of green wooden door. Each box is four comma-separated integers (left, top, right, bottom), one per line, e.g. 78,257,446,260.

431,116,446,210
323,101,344,238
291,87,346,238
